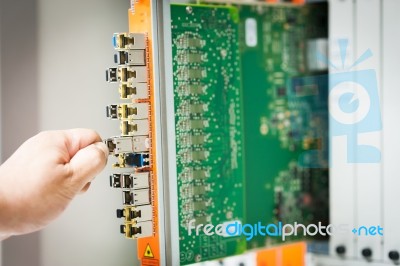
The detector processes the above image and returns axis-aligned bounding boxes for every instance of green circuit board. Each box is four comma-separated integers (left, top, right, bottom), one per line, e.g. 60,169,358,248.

170,2,329,263
238,4,329,248
171,4,246,265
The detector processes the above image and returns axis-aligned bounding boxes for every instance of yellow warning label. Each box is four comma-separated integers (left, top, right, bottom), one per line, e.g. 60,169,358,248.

144,244,154,258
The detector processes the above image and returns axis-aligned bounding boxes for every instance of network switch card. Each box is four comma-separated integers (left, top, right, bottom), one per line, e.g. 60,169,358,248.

104,1,328,265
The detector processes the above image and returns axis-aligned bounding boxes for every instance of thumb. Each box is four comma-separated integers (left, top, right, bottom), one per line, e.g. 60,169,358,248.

68,142,109,192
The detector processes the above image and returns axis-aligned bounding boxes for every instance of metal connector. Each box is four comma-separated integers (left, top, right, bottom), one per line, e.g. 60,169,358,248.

120,220,153,239
120,103,149,120
113,153,150,168
122,188,150,205
106,103,149,120
124,66,148,82
114,50,146,66
120,120,149,136
119,82,149,100
106,66,148,83
117,204,153,223
110,173,122,188
113,33,146,50
106,68,118,82
105,136,149,155
106,104,118,119
130,172,150,189
110,172,150,189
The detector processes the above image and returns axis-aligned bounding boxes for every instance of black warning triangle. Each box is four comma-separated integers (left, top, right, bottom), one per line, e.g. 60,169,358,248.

144,244,154,258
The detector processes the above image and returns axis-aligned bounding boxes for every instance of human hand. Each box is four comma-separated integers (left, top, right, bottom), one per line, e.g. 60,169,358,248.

0,129,109,239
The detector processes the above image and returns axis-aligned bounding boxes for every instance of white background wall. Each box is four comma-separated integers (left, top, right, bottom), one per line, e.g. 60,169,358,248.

1,0,140,265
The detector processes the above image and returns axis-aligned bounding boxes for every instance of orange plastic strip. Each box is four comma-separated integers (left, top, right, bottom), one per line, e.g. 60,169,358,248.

128,1,161,265
292,0,306,4
256,242,306,266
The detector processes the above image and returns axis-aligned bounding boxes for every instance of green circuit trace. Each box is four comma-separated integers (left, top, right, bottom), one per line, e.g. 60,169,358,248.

171,4,247,265
171,2,329,264
238,3,329,248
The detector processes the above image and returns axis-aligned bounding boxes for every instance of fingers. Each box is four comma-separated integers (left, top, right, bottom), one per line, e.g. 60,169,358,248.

79,182,92,194
68,142,109,192
64,129,103,158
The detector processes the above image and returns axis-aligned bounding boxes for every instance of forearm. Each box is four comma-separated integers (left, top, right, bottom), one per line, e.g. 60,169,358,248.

0,166,14,240
0,194,11,240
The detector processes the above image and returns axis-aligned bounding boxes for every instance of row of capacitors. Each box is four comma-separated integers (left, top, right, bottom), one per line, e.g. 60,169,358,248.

105,32,153,239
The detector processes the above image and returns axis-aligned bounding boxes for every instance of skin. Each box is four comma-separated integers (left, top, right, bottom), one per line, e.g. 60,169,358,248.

0,129,109,240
